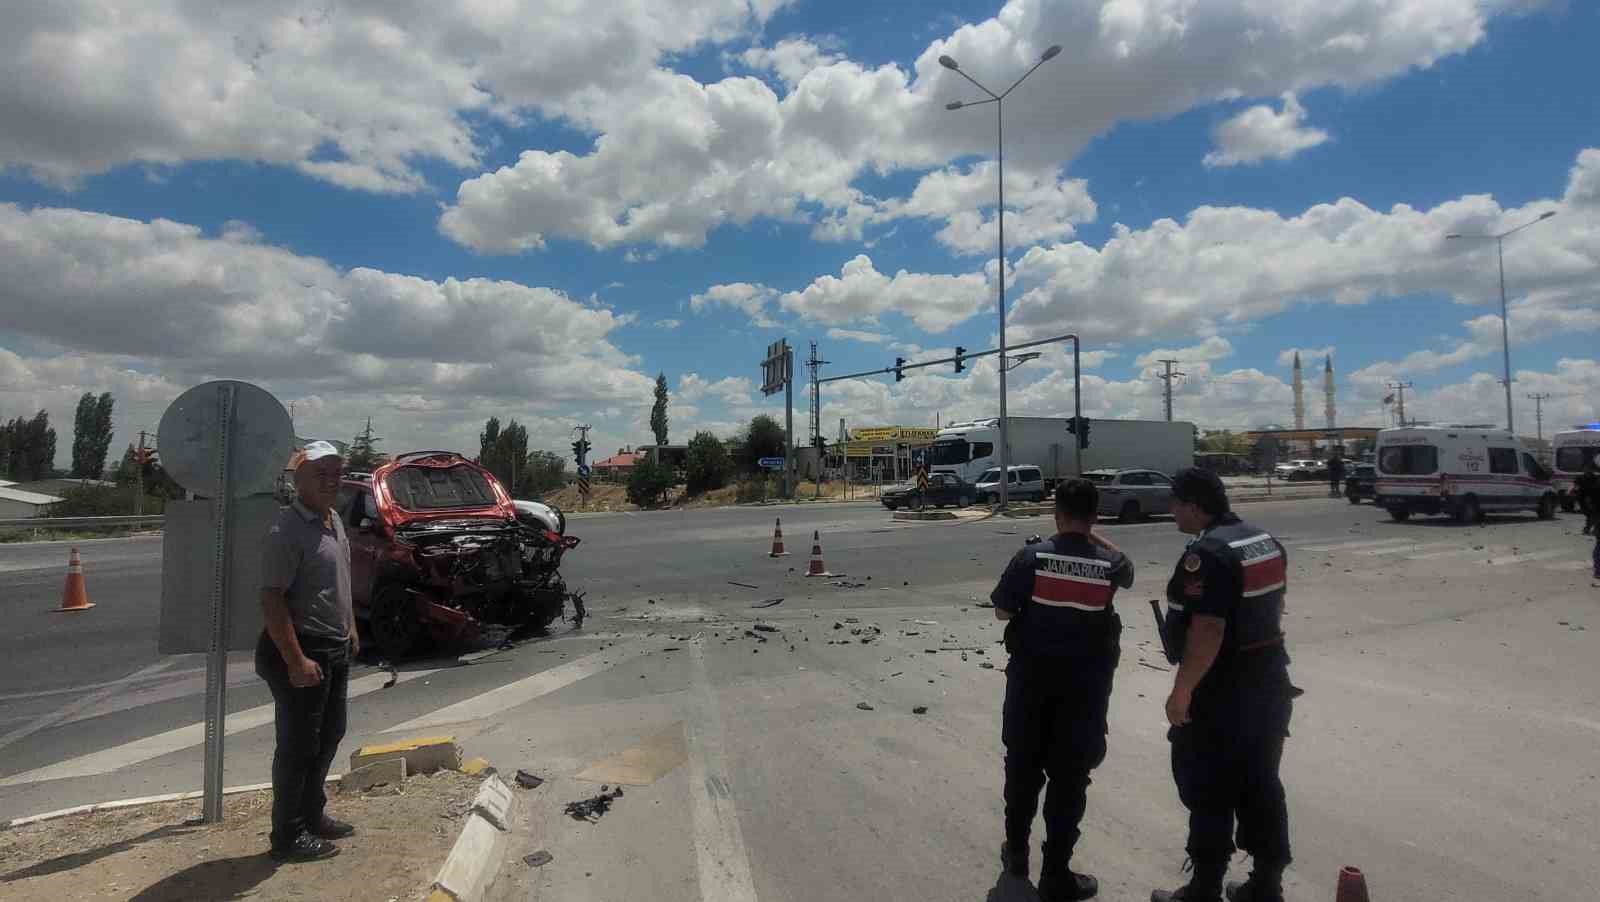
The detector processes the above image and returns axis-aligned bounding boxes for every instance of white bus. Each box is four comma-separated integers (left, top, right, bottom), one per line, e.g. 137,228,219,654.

1374,425,1557,523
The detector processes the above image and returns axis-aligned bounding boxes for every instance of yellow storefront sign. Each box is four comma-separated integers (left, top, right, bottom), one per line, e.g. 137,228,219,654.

849,426,938,443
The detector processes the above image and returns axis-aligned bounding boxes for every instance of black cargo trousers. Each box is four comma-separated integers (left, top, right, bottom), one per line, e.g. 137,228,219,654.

1169,650,1294,868
1001,613,1122,861
255,631,351,850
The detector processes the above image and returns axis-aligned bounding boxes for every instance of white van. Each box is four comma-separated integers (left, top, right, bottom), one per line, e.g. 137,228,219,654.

1551,426,1600,512
1374,425,1557,523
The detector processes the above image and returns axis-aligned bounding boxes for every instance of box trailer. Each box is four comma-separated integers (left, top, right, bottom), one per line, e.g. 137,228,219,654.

926,417,1194,489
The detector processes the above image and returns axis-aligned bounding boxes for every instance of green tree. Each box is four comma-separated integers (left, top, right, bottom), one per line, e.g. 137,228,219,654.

477,417,538,497
1198,429,1252,455
650,372,670,447
70,392,116,478
745,414,785,472
684,430,732,494
2,411,57,481
626,455,674,507
111,443,185,499
347,417,384,470
523,450,567,497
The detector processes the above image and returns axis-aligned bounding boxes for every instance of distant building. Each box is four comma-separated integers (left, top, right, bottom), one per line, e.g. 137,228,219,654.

0,486,65,518
591,450,646,481
11,478,117,497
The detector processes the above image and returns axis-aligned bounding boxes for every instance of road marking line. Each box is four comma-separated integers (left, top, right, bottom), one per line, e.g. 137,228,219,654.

1485,549,1570,566
1294,538,1416,553
0,667,440,787
1354,542,1459,557
0,661,175,753
1406,547,1483,561
686,640,759,902
382,641,653,732
1542,560,1595,571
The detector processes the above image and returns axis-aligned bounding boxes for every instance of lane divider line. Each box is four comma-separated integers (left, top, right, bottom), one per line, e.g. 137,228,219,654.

686,640,760,901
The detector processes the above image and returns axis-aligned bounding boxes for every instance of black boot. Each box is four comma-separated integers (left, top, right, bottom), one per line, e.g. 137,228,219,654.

1151,856,1226,902
1000,840,1029,879
1038,841,1097,901
1225,860,1285,902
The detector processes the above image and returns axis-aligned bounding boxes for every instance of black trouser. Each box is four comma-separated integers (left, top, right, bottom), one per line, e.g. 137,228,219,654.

255,631,350,849
1001,635,1119,865
1169,661,1294,869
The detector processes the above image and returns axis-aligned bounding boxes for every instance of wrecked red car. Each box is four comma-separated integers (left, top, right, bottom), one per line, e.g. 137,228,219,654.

337,451,583,660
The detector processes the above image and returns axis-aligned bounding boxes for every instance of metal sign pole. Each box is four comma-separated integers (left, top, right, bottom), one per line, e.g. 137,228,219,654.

202,383,236,823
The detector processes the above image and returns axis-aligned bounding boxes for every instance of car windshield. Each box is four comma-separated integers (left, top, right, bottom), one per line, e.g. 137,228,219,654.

1379,445,1439,475
1555,445,1598,472
977,468,1001,483
928,441,969,466
386,464,498,510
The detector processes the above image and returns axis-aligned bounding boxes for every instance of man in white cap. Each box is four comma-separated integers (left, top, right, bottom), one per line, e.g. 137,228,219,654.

255,440,357,862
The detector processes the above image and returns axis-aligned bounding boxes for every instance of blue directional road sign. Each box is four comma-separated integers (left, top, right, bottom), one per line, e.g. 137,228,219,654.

758,457,786,470
577,463,591,477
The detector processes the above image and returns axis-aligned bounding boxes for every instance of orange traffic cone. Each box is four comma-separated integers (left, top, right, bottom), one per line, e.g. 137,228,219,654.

769,518,789,557
1335,866,1370,902
804,530,833,577
57,547,95,612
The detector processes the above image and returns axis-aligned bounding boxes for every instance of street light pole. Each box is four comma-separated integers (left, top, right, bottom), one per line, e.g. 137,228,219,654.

941,44,1061,508
1446,210,1556,434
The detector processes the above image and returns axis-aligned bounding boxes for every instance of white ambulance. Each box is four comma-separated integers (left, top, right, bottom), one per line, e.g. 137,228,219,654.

1373,425,1557,523
1551,426,1600,512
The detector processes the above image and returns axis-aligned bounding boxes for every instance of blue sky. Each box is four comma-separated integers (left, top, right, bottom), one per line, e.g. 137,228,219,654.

2,0,1597,467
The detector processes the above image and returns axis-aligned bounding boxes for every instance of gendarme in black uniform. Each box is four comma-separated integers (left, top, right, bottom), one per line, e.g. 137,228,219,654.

1154,468,1297,902
991,481,1132,901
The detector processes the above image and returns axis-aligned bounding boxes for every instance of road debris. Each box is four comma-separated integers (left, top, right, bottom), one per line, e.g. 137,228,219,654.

751,597,784,608
728,581,760,589
856,702,875,711
514,770,546,790
744,629,769,643
565,786,625,822
753,623,780,632
381,662,399,689
1137,660,1172,672
524,851,554,868
913,706,928,715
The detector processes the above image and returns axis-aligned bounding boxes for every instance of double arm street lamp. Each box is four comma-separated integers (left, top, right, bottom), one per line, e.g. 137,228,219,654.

1446,210,1557,433
941,43,1062,508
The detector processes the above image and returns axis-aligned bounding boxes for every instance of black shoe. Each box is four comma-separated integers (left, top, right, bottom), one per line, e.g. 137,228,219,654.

1000,841,1029,878
1039,869,1098,901
1225,880,1285,902
310,816,356,839
269,830,340,863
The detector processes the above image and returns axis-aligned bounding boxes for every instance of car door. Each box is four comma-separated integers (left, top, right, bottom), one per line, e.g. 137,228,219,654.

1118,470,1151,510
346,485,381,605
1145,470,1175,514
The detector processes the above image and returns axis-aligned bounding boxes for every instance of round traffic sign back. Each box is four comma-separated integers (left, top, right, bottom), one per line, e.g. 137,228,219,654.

157,381,294,498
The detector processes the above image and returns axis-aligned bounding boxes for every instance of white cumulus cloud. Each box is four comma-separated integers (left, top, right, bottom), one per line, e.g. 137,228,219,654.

1204,93,1331,168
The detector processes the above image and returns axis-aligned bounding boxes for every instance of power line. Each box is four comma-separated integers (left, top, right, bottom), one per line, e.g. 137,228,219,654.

1153,359,1185,422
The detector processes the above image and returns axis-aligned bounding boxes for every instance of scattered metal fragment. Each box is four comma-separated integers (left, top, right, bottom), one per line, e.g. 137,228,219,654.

753,623,780,632
751,597,784,608
913,706,928,715
744,629,769,642
524,851,554,868
975,601,995,609
514,770,546,790
856,702,875,711
565,786,625,822
728,581,760,589
979,662,995,670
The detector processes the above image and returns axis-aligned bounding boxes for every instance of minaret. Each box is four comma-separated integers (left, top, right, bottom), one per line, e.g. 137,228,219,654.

1324,355,1336,432
1292,352,1305,430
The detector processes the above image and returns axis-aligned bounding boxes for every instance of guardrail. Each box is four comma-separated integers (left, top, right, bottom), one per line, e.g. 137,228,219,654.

0,515,166,530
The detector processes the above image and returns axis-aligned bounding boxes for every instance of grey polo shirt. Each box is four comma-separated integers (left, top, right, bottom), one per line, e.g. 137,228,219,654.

261,498,353,641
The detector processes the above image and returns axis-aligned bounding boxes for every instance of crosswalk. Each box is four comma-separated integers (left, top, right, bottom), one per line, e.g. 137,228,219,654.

1283,535,1591,572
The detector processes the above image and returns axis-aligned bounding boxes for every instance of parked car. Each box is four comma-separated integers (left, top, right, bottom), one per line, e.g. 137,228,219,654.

338,451,582,660
1343,463,1377,504
882,472,974,510
1275,459,1328,481
973,465,1047,503
1082,468,1175,522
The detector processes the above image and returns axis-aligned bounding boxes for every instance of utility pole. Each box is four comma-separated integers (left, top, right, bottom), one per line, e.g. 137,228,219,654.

135,430,148,515
1154,359,1185,422
1388,381,1413,428
1527,393,1552,458
809,341,829,496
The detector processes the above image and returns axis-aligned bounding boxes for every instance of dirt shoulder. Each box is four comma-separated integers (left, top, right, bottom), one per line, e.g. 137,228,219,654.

0,770,482,902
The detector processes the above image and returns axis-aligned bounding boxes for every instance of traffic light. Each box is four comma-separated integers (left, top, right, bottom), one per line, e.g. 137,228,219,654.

572,440,583,460
1065,416,1078,437
894,357,906,382
1078,417,1092,449
953,347,966,373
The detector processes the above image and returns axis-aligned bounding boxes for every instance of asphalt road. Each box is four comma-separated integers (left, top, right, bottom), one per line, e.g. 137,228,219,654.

2,497,1597,901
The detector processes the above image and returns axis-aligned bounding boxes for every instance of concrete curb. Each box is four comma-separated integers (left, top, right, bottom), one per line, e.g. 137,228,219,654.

3,775,341,830
429,774,514,902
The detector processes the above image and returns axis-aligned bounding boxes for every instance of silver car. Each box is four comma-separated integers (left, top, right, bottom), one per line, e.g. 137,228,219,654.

1083,468,1174,522
974,465,1047,503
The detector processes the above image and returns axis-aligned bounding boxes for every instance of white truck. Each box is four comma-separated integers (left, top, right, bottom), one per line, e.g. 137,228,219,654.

1551,425,1600,511
926,417,1194,490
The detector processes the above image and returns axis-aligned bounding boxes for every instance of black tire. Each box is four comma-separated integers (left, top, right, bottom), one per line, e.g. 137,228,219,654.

957,495,971,509
1118,500,1141,524
1389,506,1411,522
1537,494,1556,520
369,583,422,661
1455,496,1481,525
1347,491,1361,505
884,502,897,511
